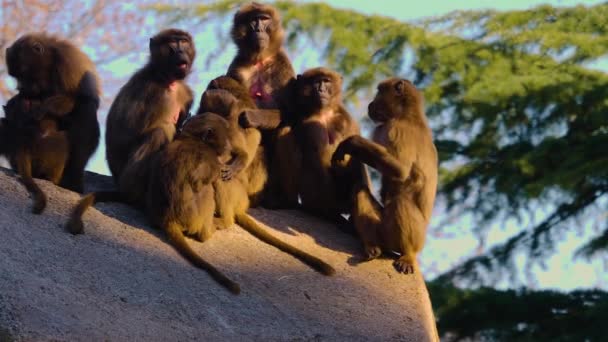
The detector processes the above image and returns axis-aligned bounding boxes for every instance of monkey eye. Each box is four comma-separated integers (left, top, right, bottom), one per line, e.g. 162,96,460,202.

201,128,214,141
32,42,44,55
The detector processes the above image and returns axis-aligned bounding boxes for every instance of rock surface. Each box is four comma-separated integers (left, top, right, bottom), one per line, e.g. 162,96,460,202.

0,167,438,341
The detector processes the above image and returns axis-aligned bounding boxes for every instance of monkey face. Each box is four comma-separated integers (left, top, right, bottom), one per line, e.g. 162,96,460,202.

150,30,196,80
6,36,54,97
369,78,420,122
232,3,282,53
180,113,231,157
247,12,272,49
312,76,335,106
296,68,343,110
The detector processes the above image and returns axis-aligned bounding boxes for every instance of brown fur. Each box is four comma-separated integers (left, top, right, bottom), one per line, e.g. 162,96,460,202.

68,114,240,294
105,29,195,205
5,33,101,193
201,76,269,206
227,2,298,208
332,78,438,274
293,68,369,227
196,85,335,276
1,95,69,213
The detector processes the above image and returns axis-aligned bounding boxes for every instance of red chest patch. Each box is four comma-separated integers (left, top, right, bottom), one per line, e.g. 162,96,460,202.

167,82,181,125
249,78,273,105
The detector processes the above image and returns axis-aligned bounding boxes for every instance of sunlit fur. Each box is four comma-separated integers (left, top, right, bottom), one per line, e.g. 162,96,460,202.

334,77,437,274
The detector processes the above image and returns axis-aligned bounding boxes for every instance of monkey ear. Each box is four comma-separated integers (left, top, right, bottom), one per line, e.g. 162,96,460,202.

32,42,44,55
395,79,407,94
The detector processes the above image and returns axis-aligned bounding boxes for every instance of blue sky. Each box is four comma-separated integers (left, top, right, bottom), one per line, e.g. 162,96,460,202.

82,0,606,290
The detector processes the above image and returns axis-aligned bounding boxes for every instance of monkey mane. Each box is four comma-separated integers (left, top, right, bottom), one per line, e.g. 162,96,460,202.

230,2,285,59
8,33,99,96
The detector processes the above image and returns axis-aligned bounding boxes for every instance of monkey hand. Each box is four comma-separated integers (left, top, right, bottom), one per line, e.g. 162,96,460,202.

331,144,350,168
77,71,100,102
220,159,245,181
238,110,258,128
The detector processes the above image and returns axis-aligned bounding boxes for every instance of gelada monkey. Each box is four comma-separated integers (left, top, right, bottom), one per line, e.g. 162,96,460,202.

5,33,101,193
105,28,195,205
333,78,438,274
202,75,272,205
0,95,69,213
228,2,300,208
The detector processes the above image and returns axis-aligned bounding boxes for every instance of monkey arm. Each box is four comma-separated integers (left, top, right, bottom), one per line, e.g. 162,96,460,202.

76,71,100,101
332,135,409,181
131,128,171,163
41,95,76,118
239,109,282,130
221,146,248,181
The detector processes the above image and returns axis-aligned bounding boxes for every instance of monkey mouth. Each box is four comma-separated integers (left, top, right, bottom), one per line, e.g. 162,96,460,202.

368,111,387,122
178,63,188,70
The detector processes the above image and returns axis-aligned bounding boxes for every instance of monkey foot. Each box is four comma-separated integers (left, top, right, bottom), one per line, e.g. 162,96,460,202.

32,200,46,215
364,245,382,261
393,257,415,274
66,219,84,235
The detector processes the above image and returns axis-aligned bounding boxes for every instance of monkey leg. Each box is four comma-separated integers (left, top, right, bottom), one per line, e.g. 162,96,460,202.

213,181,236,228
194,186,217,242
277,126,300,206
60,96,100,193
350,186,383,260
263,126,300,209
39,134,69,184
119,128,172,204
16,148,47,214
381,199,426,274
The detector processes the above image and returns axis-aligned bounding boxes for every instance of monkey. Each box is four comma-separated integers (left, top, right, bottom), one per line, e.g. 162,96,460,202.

227,2,300,208
332,78,438,274
0,95,69,213
196,88,335,277
105,28,200,206
247,67,369,232
201,76,274,206
5,33,101,193
68,113,241,294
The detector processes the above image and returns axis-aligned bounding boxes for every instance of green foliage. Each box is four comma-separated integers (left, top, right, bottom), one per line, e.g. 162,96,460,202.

150,1,608,285
428,281,608,341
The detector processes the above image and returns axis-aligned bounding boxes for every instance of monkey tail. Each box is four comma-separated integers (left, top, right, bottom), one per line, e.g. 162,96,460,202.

20,174,47,215
66,191,124,235
15,150,46,214
164,222,241,295
235,213,336,276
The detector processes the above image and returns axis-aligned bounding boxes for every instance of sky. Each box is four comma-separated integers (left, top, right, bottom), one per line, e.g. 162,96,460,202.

77,0,607,291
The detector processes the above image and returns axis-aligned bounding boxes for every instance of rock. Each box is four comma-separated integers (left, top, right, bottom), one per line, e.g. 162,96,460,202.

0,167,438,341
